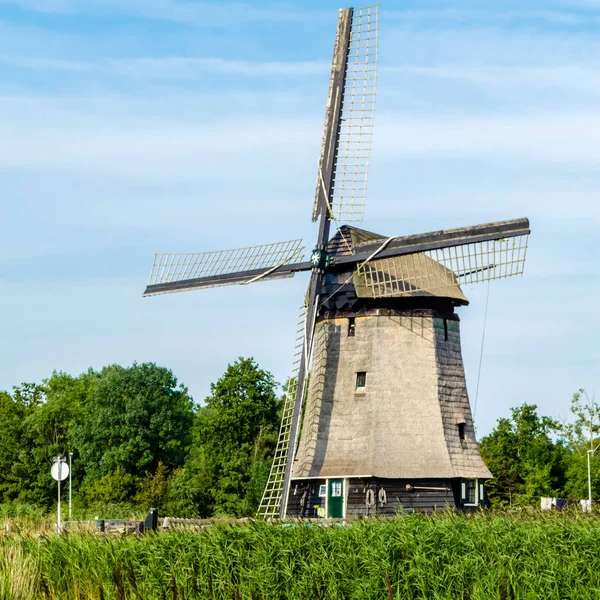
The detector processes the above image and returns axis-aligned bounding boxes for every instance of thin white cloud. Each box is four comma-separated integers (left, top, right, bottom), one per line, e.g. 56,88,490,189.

0,96,598,235
0,111,318,174
6,55,600,94
0,55,328,78
0,0,318,25
386,7,600,26
3,97,600,181
386,64,600,94
557,0,600,7
375,112,600,169
381,23,600,70
0,0,72,13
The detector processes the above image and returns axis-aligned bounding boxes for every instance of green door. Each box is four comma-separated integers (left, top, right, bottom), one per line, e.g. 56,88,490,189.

327,479,344,518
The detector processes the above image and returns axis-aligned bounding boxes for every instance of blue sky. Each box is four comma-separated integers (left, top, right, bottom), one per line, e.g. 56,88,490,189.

0,0,597,435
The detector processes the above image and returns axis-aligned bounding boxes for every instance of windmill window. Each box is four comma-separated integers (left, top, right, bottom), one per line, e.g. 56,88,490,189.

348,317,356,337
356,372,367,390
461,479,477,505
318,484,326,498
443,318,448,341
458,422,466,440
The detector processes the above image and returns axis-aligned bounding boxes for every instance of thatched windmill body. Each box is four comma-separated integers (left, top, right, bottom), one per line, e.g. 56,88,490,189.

144,5,530,518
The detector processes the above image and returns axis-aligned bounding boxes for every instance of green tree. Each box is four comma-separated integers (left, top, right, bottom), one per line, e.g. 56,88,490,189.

135,461,171,511
0,383,47,504
75,363,194,498
480,404,568,507
186,358,280,517
79,466,139,508
0,374,93,506
0,390,28,502
560,389,600,500
18,372,89,506
161,452,215,518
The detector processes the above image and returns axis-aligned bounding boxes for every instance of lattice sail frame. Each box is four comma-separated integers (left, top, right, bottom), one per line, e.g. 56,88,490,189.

313,5,378,223
355,235,529,298
148,240,305,290
258,305,307,518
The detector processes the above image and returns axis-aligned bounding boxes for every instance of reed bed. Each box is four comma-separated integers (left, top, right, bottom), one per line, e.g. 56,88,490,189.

1,512,600,599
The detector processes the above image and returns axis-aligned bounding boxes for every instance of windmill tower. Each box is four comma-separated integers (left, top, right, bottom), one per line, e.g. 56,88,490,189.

144,5,530,518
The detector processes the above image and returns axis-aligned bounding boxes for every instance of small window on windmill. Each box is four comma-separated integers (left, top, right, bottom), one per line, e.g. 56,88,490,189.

461,479,477,505
356,372,367,390
348,317,356,337
318,484,326,498
458,422,466,441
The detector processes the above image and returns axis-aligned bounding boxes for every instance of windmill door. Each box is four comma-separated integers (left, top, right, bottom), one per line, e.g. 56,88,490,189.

327,479,344,518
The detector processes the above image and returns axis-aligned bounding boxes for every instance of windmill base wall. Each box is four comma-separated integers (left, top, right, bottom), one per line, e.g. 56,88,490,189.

292,308,492,483
287,477,487,517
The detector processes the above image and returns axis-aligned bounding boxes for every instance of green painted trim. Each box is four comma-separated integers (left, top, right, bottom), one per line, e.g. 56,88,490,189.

433,318,459,332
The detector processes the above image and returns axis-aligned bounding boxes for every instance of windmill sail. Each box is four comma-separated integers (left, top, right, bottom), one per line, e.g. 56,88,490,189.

257,305,307,518
352,219,529,300
144,239,305,296
313,5,378,224
353,225,529,299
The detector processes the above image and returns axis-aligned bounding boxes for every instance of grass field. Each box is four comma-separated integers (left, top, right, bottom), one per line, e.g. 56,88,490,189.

1,511,600,599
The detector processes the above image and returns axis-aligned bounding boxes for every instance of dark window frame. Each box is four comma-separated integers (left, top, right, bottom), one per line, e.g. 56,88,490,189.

462,479,477,505
348,317,356,337
356,371,367,390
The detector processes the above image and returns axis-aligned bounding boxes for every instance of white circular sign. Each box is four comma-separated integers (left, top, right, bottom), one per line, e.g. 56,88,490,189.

51,461,69,481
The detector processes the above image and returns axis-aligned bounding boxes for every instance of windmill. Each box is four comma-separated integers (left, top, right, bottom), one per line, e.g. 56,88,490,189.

144,5,530,518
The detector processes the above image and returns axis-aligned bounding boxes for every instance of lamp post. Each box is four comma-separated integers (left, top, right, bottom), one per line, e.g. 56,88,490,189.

587,414,598,508
587,450,595,506
69,452,73,521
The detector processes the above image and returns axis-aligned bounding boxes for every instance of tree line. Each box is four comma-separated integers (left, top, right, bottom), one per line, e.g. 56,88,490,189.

480,390,599,506
0,358,281,518
0,356,594,516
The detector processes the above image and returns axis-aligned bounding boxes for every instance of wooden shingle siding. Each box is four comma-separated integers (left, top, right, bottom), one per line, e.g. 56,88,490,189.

287,483,325,518
293,309,491,482
347,478,456,516
435,322,492,479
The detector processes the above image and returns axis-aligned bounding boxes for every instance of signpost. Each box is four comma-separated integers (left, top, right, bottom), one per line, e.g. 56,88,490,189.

51,456,69,534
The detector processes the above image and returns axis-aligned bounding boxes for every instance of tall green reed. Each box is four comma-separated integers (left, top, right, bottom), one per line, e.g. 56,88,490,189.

1,512,600,599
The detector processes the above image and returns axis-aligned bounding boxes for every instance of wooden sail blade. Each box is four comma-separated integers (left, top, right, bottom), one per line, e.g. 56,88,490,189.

334,218,530,267
354,233,529,299
313,5,378,224
144,239,306,296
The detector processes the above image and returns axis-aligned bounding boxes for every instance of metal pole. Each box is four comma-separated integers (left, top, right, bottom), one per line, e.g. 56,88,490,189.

69,452,73,521
588,450,593,504
57,462,62,535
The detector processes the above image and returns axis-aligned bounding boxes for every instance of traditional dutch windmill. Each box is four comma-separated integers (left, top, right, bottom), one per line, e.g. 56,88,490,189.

144,5,530,517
